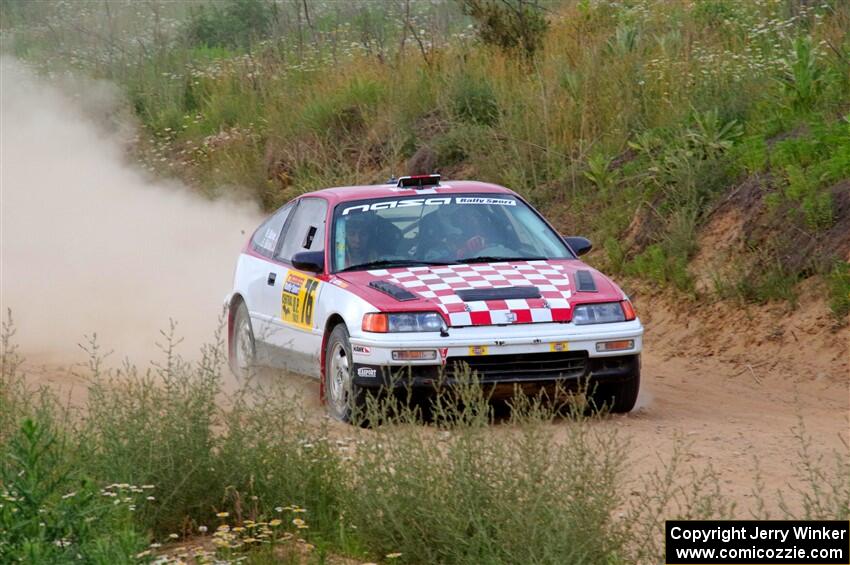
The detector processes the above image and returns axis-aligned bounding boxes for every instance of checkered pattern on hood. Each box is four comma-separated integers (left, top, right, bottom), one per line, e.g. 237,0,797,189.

366,260,572,327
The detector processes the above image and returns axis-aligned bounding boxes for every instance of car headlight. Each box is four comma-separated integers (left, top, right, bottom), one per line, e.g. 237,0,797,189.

572,302,634,325
362,312,447,333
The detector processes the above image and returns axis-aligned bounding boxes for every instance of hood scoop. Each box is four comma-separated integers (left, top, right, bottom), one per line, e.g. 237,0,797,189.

575,270,597,292
456,286,541,302
369,280,417,301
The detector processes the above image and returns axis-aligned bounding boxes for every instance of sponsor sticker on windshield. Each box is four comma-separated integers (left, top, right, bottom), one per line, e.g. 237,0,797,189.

341,196,516,215
456,197,516,206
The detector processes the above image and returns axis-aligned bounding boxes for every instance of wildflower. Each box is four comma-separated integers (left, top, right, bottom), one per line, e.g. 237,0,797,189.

386,553,403,559
274,506,284,512
216,511,229,518
147,496,155,501
292,518,308,529
198,525,208,533
269,519,282,527
169,533,179,539
61,491,77,499
136,550,152,558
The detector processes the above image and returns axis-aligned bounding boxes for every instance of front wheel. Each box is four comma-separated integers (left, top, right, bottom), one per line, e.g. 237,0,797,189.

229,301,255,382
324,324,366,423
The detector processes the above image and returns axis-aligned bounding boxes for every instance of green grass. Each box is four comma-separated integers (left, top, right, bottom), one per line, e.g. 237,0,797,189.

1,314,849,564
827,260,850,322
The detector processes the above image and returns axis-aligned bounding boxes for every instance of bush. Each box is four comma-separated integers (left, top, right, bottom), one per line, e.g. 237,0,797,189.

827,261,850,322
186,0,277,49
627,244,693,292
302,78,386,136
450,73,500,126
0,419,146,562
777,36,826,113
461,0,549,61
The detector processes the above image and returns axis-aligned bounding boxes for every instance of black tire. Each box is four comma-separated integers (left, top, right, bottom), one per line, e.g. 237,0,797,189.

324,324,366,423
591,357,640,414
229,301,255,382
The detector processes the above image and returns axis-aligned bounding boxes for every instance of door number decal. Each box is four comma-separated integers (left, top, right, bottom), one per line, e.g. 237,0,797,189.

281,271,321,329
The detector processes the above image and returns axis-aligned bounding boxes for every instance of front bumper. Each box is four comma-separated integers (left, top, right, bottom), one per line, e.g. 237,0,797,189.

349,319,643,388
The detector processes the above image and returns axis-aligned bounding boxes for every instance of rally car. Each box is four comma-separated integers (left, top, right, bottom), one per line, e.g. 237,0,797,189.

226,175,643,421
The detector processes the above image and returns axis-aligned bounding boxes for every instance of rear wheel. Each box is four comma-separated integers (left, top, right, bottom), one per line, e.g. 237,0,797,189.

591,358,640,413
324,324,366,423
229,301,255,382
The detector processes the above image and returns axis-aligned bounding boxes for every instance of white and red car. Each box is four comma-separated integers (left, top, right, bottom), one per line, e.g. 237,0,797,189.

226,175,643,421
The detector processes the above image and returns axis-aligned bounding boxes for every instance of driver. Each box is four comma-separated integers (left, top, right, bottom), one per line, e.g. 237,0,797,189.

343,214,377,268
452,206,491,259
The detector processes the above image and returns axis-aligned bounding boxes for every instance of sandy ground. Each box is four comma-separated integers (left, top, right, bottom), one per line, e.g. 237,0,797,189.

18,288,850,517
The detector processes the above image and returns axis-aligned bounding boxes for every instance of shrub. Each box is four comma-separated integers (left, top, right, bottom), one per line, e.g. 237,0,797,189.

827,261,850,322
627,244,693,292
0,419,146,562
461,0,549,61
777,36,826,113
450,73,500,126
302,78,386,136
186,0,276,49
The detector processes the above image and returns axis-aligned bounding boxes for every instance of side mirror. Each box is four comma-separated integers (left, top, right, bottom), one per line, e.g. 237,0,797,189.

292,251,324,273
563,236,592,257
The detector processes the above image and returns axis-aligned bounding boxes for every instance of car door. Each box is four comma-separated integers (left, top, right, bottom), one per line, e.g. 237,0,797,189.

240,201,297,354
265,197,329,375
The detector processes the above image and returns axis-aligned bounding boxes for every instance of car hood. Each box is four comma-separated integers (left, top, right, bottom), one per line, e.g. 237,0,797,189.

335,259,624,328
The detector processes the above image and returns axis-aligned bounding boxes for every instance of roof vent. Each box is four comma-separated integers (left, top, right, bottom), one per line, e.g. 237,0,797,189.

575,270,597,292
397,174,440,189
369,280,417,301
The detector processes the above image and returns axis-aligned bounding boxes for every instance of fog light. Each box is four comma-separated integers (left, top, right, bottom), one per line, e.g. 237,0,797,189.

392,350,437,361
595,340,634,352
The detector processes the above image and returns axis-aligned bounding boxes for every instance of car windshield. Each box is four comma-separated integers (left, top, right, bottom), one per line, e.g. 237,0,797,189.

332,193,573,272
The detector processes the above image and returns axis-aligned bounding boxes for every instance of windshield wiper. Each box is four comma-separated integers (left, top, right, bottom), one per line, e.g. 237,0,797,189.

339,259,457,272
457,256,548,264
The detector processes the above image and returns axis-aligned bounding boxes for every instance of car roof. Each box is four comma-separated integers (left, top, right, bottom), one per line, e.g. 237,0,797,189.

299,180,517,205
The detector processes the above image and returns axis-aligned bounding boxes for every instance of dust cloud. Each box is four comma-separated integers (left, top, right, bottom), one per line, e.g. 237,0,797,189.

0,57,262,364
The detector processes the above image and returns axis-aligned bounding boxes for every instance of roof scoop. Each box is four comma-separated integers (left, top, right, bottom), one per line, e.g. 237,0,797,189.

397,174,441,189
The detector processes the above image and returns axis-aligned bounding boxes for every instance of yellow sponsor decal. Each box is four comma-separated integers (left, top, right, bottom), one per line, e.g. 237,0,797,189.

468,345,489,356
281,270,321,330
549,341,569,352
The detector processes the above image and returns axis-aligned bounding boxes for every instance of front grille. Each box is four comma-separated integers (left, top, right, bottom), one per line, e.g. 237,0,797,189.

448,351,588,383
